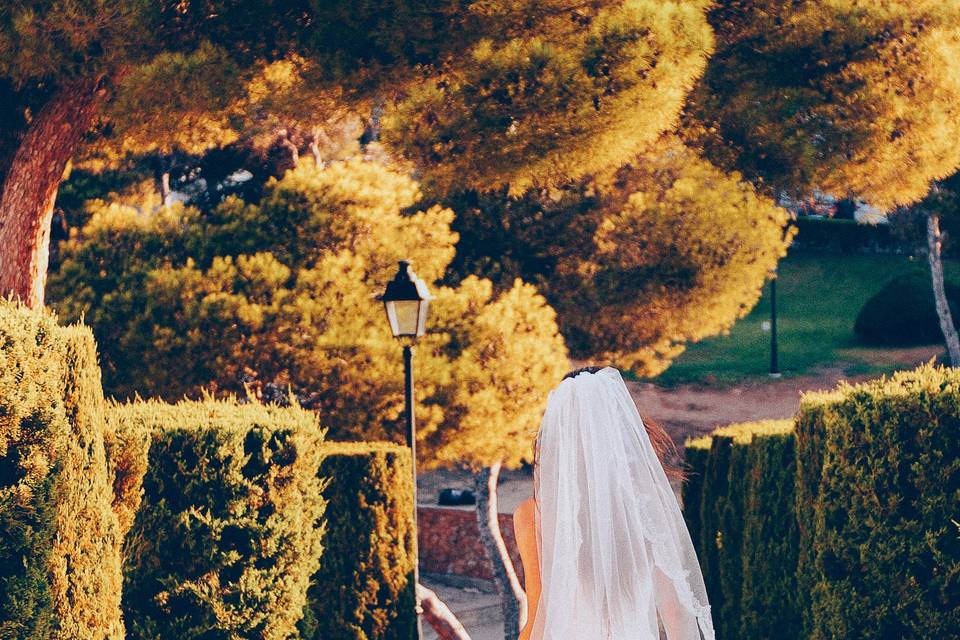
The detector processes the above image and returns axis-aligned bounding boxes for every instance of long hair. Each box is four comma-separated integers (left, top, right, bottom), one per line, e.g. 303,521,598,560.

535,365,684,482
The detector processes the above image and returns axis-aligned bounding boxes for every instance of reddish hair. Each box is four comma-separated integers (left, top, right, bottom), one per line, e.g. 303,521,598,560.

554,366,684,481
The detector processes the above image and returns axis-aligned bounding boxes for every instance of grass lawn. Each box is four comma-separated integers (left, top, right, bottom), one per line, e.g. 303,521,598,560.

652,251,958,386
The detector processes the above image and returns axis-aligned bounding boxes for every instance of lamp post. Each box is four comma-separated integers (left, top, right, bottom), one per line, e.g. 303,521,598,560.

379,260,432,639
769,268,781,378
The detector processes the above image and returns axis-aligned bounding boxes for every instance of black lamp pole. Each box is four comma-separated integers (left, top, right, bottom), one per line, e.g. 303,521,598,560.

770,271,781,378
379,260,430,640
404,342,424,640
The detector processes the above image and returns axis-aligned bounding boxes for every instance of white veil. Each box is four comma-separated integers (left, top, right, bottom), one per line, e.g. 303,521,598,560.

531,367,715,640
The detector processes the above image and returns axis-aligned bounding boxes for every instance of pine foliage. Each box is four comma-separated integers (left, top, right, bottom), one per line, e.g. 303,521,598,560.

448,142,793,374
688,0,960,207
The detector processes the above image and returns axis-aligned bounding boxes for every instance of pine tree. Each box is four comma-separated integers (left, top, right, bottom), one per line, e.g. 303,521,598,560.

686,0,960,207
0,1,713,307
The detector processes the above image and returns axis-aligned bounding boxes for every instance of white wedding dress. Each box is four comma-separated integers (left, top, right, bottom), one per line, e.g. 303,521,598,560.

530,367,715,640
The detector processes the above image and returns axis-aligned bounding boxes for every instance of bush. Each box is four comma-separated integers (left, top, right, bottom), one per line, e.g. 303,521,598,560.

0,303,130,640
684,420,798,640
854,272,960,346
117,399,327,640
300,442,416,640
792,218,900,254
797,365,960,639
49,160,569,471
689,365,960,640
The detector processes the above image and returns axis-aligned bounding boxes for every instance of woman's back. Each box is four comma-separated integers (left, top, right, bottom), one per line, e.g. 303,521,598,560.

516,367,714,640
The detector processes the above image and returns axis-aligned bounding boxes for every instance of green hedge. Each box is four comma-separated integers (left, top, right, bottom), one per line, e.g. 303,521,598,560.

300,442,417,640
685,421,797,640
792,217,898,253
797,365,960,639
687,364,960,639
116,399,327,640
0,303,130,640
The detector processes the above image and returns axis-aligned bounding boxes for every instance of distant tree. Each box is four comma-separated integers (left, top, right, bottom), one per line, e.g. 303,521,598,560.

685,0,960,208
448,141,793,375
892,173,960,364
1,1,714,307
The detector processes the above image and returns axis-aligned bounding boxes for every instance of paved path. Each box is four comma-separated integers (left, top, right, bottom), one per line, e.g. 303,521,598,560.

422,578,504,640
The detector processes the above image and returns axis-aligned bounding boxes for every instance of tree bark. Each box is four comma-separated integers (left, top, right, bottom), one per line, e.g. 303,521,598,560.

153,155,173,207
474,461,526,640
417,583,473,640
308,130,323,167
926,210,960,365
0,75,110,307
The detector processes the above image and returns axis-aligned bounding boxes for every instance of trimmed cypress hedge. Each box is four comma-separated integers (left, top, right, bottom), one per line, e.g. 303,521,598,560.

1,303,415,640
50,327,128,640
116,400,327,640
300,442,417,640
687,365,960,639
797,365,960,639
0,305,65,640
0,303,130,640
685,421,797,640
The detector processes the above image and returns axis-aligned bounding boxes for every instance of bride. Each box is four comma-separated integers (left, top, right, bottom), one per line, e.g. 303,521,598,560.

513,366,715,640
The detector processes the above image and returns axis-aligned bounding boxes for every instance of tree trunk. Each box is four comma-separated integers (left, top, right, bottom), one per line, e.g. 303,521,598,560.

474,462,526,640
926,210,960,365
0,75,110,307
279,131,299,165
417,583,473,640
308,131,323,167
153,155,173,207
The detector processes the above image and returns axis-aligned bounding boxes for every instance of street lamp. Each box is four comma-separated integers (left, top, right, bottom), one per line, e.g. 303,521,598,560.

379,259,431,639
769,267,781,378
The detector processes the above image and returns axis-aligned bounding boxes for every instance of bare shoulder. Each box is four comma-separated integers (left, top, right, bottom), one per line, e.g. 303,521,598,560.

513,497,536,531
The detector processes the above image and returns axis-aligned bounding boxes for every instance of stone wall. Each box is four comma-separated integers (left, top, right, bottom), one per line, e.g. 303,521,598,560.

418,506,524,585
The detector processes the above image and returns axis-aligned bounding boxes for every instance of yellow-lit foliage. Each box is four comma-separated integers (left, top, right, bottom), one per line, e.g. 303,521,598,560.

384,0,714,194
49,159,569,470
98,43,242,158
688,0,960,207
553,143,793,374
0,302,138,640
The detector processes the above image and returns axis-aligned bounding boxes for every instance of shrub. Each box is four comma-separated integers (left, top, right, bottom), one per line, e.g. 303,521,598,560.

0,305,65,640
117,399,327,640
690,365,960,640
50,328,127,640
792,217,899,254
797,365,960,639
0,303,129,640
102,412,151,539
854,272,960,346
300,442,416,640
49,160,568,471
684,420,798,640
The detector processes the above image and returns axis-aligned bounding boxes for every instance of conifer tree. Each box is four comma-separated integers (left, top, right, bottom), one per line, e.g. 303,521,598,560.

447,140,793,374
686,0,960,207
0,0,714,307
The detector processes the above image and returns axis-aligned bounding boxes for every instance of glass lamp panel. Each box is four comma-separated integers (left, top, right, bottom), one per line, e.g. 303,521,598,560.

416,298,430,336
385,299,421,336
